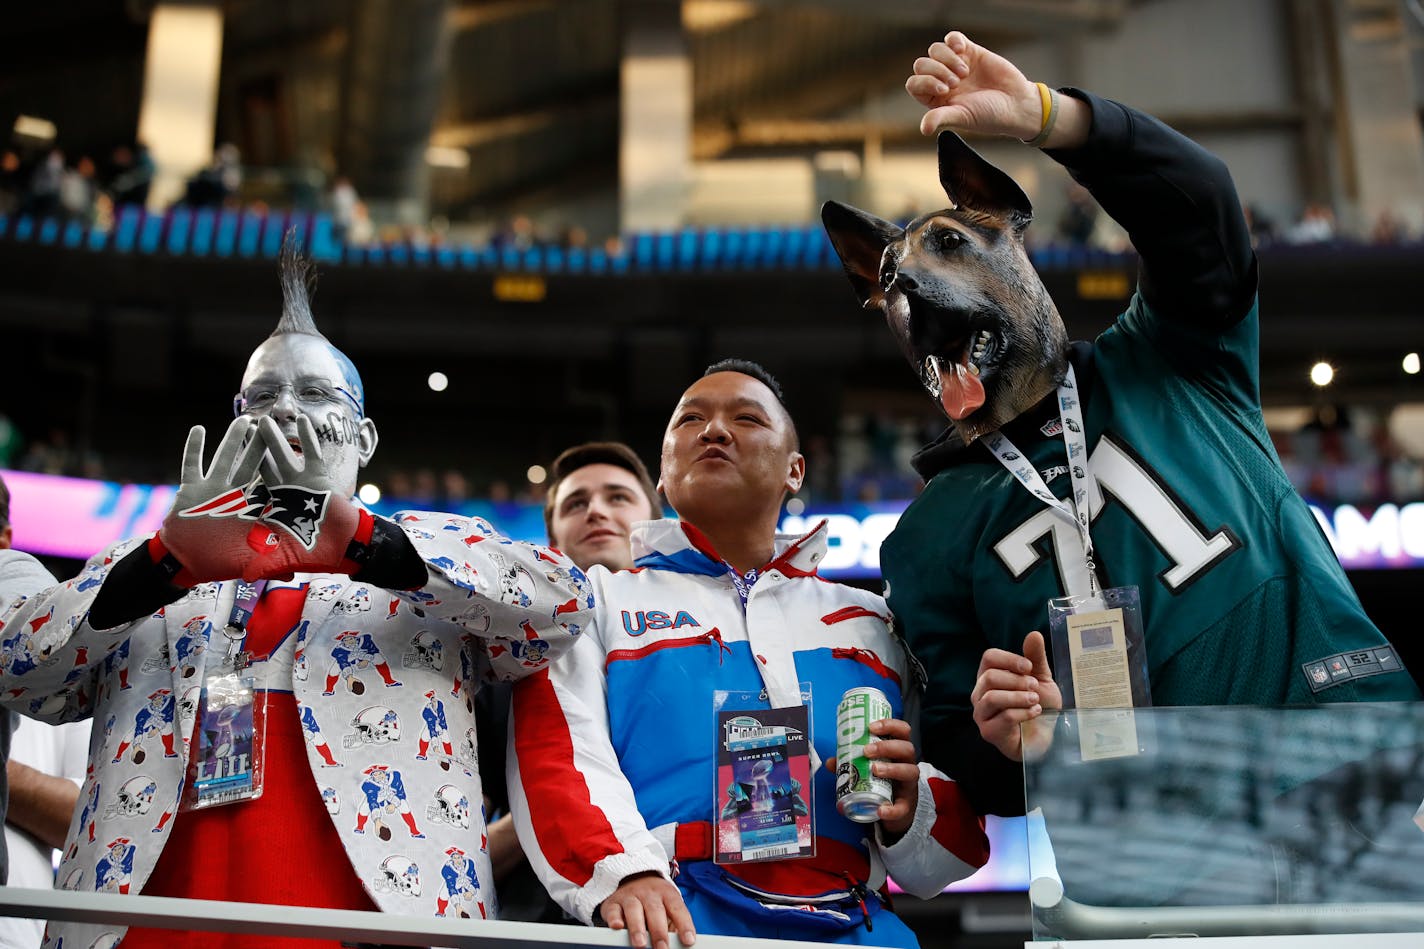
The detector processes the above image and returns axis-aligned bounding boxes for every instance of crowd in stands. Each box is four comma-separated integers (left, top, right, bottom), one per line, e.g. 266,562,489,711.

3,136,1420,264
1274,404,1424,506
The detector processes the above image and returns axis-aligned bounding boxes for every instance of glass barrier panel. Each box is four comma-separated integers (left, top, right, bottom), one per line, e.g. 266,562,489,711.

1024,703,1424,941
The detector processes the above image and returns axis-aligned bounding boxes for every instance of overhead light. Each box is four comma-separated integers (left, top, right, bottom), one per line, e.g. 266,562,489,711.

358,483,382,505
785,497,805,515
428,371,449,392
425,145,469,169
13,115,57,141
1405,352,1421,375
527,465,547,485
1310,362,1334,387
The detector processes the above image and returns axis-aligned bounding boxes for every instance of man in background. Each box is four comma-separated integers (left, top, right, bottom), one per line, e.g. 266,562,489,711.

483,441,661,921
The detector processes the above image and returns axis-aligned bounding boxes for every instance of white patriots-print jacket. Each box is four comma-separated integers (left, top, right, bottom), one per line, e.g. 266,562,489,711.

0,511,593,948
508,518,988,926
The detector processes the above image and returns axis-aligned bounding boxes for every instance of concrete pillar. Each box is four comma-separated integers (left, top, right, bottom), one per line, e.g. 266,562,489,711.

620,1,691,232
340,0,452,226
135,4,225,211
1326,0,1424,232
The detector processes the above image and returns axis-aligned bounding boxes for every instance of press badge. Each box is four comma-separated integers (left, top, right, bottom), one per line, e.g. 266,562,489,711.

181,673,266,810
1048,585,1152,762
712,689,815,864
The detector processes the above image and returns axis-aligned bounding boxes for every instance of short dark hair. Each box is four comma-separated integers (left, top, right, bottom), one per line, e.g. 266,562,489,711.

542,441,661,543
0,471,9,532
702,358,799,450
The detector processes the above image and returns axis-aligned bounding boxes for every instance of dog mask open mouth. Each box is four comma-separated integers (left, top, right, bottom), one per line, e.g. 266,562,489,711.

876,240,1005,419
823,130,1068,439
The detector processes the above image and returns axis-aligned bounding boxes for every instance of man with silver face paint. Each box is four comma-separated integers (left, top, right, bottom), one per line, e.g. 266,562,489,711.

0,241,593,949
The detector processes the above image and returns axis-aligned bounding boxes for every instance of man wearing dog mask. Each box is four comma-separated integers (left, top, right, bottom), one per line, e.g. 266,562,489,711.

822,31,1419,817
0,242,591,948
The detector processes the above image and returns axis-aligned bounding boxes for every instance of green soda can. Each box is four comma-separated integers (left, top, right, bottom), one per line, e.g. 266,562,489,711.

835,686,893,823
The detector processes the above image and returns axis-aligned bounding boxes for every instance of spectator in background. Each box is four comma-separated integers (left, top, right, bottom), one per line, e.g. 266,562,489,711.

0,151,23,214
20,150,63,218
542,442,661,573
0,474,74,895
0,473,91,949
1287,201,1336,244
329,175,359,244
59,156,98,226
1056,181,1099,246
481,441,661,923
182,143,242,209
107,143,155,208
1242,203,1278,248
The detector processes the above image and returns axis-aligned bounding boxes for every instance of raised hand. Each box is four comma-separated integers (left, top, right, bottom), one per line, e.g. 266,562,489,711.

905,31,1042,139
971,630,1062,762
158,417,269,584
241,414,363,581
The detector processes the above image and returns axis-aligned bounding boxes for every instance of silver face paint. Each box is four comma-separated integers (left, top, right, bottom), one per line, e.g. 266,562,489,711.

237,334,377,494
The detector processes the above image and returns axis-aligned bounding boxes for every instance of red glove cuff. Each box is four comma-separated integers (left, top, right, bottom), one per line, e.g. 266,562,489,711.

338,508,377,575
147,534,194,588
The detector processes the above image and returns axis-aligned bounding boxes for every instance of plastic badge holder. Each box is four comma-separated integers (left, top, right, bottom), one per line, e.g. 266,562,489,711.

1047,585,1154,763
712,686,815,864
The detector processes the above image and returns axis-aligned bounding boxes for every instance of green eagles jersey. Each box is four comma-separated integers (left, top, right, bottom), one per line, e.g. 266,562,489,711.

883,292,1420,756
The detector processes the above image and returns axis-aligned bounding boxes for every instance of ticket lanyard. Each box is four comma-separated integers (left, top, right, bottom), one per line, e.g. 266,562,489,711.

982,365,1100,596
218,579,267,673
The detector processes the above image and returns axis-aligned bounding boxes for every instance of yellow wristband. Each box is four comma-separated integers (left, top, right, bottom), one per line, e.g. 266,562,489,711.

1023,82,1059,148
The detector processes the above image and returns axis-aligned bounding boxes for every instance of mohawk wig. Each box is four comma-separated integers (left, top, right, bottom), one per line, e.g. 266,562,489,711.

274,231,324,338
269,230,367,414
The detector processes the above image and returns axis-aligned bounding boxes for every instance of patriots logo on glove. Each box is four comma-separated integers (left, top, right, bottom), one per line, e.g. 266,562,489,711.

177,480,268,520
258,484,331,551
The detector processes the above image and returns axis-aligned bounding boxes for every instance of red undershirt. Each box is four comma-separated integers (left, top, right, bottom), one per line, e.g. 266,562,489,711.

121,585,378,949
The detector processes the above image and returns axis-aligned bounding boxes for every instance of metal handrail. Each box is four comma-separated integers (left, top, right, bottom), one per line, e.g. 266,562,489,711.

0,886,845,949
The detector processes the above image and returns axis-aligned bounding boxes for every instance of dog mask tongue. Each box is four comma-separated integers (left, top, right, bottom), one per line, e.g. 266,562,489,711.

938,358,986,420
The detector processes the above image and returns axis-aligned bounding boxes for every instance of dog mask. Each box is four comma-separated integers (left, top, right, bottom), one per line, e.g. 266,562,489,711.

822,132,1070,445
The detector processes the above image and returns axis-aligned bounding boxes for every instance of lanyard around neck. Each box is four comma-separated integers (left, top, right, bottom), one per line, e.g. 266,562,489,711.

982,364,1100,596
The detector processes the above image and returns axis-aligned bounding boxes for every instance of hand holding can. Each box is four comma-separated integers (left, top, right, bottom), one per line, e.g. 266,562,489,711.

835,687,895,822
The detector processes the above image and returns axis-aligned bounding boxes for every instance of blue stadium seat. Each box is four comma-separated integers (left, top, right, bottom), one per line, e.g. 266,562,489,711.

237,212,262,258
308,213,341,264
167,208,192,255
62,220,85,249
214,210,239,257
112,208,141,253
191,208,216,256
137,212,163,255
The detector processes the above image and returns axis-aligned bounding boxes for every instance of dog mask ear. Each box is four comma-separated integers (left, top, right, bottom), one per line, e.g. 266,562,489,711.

937,131,1033,233
821,200,903,311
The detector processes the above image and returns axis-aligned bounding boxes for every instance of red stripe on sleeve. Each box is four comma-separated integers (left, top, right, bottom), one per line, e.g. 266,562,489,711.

928,776,990,868
512,670,625,886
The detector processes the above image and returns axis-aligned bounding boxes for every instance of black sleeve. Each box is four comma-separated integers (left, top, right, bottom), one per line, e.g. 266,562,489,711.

1046,89,1257,329
475,681,513,815
351,517,429,591
925,711,1027,818
88,541,189,631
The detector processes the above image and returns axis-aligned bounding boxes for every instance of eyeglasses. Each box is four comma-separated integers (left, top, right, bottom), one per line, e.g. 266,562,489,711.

232,378,362,418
